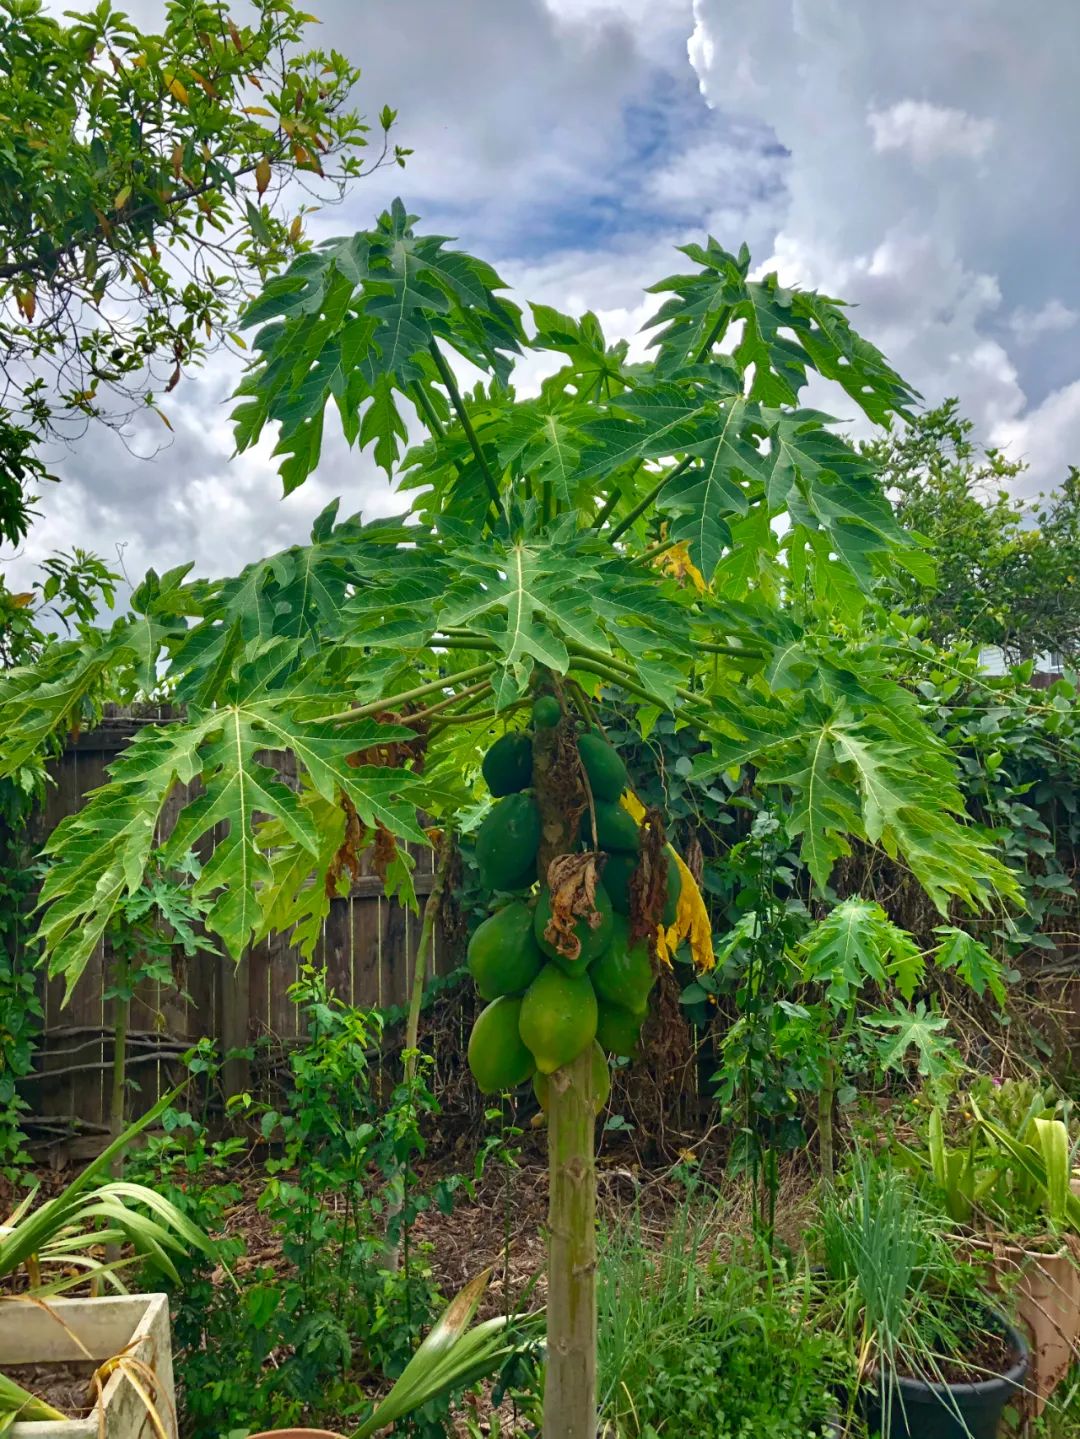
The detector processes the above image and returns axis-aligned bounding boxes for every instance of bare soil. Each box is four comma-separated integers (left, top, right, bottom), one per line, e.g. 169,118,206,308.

5,1359,99,1419
894,1326,1018,1387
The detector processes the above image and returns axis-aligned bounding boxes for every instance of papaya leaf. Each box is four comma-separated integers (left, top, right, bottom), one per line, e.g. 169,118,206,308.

863,1001,958,1081
933,926,1010,1007
798,898,924,1006
36,693,426,986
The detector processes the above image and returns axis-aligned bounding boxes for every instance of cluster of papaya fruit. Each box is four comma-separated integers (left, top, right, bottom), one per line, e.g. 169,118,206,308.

465,695,681,1105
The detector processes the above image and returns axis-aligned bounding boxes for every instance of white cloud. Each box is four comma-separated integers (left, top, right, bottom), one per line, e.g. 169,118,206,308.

1008,299,1078,346
867,100,995,165
992,380,1080,497
689,0,1080,483
646,125,787,217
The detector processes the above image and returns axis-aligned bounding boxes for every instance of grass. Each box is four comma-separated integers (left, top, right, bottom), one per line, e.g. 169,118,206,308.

596,1192,850,1438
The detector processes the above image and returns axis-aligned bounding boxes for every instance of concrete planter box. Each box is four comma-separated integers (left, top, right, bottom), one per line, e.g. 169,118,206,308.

2,1294,175,1439
985,1241,1080,1417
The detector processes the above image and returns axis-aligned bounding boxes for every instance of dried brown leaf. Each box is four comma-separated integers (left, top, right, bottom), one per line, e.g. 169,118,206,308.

543,851,603,961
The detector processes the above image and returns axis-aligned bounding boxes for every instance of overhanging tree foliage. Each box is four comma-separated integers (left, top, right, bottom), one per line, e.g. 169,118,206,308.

0,203,1021,1437
0,0,408,544
866,400,1080,661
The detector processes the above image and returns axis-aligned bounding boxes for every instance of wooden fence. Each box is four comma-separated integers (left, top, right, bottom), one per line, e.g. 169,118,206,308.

22,710,456,1146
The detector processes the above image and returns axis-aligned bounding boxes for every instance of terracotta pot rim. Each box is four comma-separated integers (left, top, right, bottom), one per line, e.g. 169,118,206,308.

245,1430,346,1438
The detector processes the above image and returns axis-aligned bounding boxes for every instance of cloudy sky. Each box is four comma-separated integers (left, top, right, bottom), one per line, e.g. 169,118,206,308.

10,0,1079,595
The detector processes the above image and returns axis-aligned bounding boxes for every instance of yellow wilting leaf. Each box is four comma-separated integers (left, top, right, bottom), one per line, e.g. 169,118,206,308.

10,593,34,609
171,143,183,178
243,106,275,118
255,154,271,197
655,850,715,973
190,68,218,98
620,789,646,825
657,539,706,594
619,790,715,972
164,72,189,105
152,407,173,432
288,214,302,243
114,184,131,209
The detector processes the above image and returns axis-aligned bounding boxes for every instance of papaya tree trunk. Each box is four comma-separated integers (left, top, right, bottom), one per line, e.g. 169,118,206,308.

545,1044,597,1439
533,713,597,1439
818,1053,836,1187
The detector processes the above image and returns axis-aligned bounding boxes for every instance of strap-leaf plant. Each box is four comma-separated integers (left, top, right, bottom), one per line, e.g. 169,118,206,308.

0,201,1021,1438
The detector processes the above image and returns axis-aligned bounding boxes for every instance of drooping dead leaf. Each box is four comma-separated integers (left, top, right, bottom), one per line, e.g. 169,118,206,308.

346,709,427,772
372,822,399,884
325,794,366,898
543,852,603,962
621,789,714,971
629,805,668,953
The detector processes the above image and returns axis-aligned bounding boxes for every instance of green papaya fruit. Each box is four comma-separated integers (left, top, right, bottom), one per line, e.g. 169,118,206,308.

481,732,533,797
589,913,655,1012
580,800,640,854
467,900,544,999
532,694,561,729
577,732,628,803
475,793,540,891
519,965,598,1074
596,999,646,1058
533,1040,610,1115
534,883,613,972
468,996,535,1092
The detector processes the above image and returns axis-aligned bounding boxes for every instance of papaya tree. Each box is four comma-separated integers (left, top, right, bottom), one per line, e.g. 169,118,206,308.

0,201,1020,1437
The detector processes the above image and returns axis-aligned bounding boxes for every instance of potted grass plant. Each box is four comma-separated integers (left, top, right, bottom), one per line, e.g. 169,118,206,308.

819,1155,1028,1439
909,1077,1080,1413
1,1091,210,1437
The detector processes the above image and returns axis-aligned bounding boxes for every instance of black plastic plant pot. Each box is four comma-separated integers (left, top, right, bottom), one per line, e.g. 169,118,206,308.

862,1313,1029,1439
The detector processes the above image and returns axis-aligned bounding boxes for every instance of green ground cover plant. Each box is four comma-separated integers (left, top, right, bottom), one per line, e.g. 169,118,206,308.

597,1196,849,1438
127,971,509,1437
